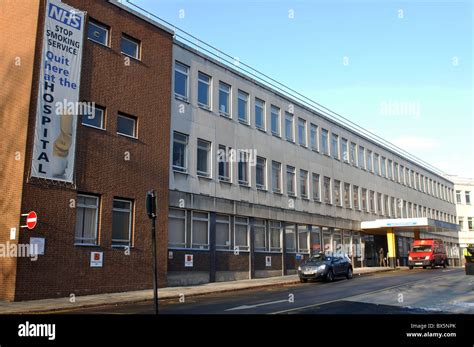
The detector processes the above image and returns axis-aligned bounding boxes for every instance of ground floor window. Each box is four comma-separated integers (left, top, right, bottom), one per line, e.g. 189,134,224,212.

216,214,231,250
234,217,249,251
75,194,99,245
298,225,309,253
270,221,282,252
112,198,133,247
254,219,267,251
168,208,186,248
191,211,209,249
310,226,321,254
285,224,296,253
322,227,332,254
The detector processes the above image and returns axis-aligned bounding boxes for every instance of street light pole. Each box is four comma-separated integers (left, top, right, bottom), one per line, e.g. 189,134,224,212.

146,190,159,314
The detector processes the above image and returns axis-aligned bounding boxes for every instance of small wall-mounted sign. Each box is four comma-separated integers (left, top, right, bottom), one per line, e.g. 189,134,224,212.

184,254,193,267
265,256,272,267
168,251,173,260
90,251,103,268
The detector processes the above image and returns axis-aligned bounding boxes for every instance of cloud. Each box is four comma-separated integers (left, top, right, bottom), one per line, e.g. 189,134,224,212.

390,137,440,151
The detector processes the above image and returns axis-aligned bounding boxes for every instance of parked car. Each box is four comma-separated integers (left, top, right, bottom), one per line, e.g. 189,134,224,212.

298,253,353,283
408,238,448,269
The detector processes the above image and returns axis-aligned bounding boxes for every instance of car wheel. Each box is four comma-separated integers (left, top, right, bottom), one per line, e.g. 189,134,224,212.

431,262,436,269
443,261,447,268
422,266,427,269
409,266,413,270
300,278,307,283
346,267,353,279
326,269,334,282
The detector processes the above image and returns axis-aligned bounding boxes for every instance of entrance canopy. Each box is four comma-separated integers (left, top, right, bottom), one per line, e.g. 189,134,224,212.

361,217,459,235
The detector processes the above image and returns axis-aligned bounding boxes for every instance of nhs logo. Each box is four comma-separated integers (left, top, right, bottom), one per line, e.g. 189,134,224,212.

47,2,82,29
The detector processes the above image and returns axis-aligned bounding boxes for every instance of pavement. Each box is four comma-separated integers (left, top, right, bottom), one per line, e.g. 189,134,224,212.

0,266,398,314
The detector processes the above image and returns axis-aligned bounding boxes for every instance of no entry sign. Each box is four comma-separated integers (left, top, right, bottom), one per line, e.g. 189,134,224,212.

26,211,38,230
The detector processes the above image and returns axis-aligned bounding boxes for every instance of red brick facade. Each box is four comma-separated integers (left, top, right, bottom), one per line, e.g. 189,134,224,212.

1,0,173,301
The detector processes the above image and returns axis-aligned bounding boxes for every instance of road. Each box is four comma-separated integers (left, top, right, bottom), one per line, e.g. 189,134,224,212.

54,268,471,314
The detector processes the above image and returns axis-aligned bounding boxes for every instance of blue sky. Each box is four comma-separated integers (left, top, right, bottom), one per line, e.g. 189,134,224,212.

128,0,473,178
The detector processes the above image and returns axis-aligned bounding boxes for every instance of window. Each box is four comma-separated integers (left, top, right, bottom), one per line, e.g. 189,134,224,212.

168,209,186,248
384,195,389,216
298,118,307,146
366,150,373,172
350,142,357,166
254,219,267,251
198,72,211,108
466,191,471,205
387,159,393,180
407,169,412,187
219,81,231,116
286,165,296,196
353,185,359,210
285,224,296,253
285,112,294,141
174,62,189,100
121,34,140,59
191,211,209,249
344,183,351,208
256,156,266,190
238,150,249,185
361,188,368,211
381,157,387,177
341,138,348,162
237,90,249,123
321,129,329,155
87,19,108,45
459,217,464,230
373,154,380,175
377,193,383,215
218,145,231,182
270,221,282,252
456,190,462,203
271,105,280,136
369,191,375,213
400,165,405,184
271,161,282,193
75,194,99,245
172,132,188,172
358,146,365,169
312,173,320,201
323,176,331,204
334,180,342,206
112,199,133,247
298,225,309,253
82,104,105,129
117,113,136,138
255,98,265,130
216,214,231,250
468,217,473,231
197,139,211,177
331,133,339,159
394,163,399,182
310,124,318,151
300,169,309,199
234,217,249,251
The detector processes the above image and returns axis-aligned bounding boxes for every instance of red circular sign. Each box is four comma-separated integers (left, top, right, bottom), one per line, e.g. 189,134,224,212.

26,211,37,230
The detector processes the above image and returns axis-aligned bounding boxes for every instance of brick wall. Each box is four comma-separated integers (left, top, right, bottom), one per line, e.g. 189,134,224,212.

12,0,173,300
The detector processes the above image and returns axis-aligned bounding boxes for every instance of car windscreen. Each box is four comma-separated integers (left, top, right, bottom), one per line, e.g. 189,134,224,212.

309,255,330,262
412,245,432,252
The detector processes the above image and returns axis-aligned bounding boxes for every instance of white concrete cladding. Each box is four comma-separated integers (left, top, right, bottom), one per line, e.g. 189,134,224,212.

170,41,456,227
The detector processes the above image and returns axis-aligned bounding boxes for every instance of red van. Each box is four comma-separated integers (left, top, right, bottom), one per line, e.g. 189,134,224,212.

408,239,448,269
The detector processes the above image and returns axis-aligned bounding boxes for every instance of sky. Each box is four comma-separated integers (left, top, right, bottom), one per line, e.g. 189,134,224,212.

126,0,473,178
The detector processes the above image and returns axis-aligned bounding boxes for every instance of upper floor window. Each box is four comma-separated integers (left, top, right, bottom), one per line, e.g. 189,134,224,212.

331,133,339,159
285,112,294,142
271,161,282,193
237,90,249,123
350,142,357,166
366,150,373,172
456,190,462,204
174,62,189,101
466,191,471,205
121,34,140,60
310,124,318,151
75,194,99,246
320,129,329,155
341,138,348,162
334,180,342,206
358,146,365,169
112,199,133,247
381,157,387,177
87,19,109,46
271,105,280,136
387,159,393,180
238,150,249,186
219,81,231,116
373,153,380,175
198,72,211,109
82,104,105,130
197,139,211,177
300,169,309,199
255,98,265,130
312,173,320,201
298,118,307,146
256,157,267,190
117,113,137,138
172,132,188,172
323,176,331,204
286,165,296,196
218,145,231,182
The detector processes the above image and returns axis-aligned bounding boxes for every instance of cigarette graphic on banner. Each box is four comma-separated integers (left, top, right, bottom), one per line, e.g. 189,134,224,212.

31,0,85,182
